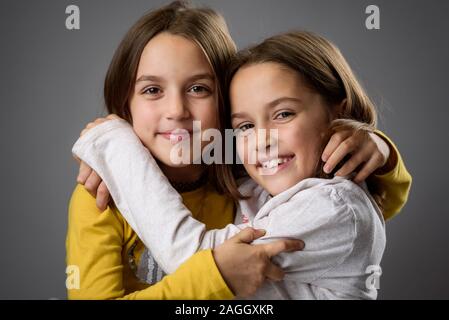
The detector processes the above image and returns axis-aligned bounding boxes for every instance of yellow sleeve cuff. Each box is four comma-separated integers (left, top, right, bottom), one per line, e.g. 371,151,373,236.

371,130,412,220
191,249,235,300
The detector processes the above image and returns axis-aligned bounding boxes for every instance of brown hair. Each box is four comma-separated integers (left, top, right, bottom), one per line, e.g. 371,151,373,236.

218,31,385,210
103,1,237,194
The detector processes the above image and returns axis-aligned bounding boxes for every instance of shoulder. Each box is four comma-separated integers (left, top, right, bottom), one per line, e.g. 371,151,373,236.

258,179,360,263
286,177,383,231
268,178,365,228
320,178,383,222
291,177,377,211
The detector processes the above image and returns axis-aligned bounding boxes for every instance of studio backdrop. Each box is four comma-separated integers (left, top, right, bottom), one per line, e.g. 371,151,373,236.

0,0,448,299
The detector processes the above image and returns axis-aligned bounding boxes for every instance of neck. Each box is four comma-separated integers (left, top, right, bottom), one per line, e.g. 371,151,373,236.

158,162,206,184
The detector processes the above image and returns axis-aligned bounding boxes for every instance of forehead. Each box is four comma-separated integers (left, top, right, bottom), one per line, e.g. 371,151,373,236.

137,32,213,77
230,62,307,105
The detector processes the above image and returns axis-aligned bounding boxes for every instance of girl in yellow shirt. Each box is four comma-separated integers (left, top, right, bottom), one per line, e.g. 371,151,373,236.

67,1,411,300
67,1,304,299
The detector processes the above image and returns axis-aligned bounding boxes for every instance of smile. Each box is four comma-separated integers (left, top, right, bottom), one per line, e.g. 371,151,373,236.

158,129,193,144
257,155,295,175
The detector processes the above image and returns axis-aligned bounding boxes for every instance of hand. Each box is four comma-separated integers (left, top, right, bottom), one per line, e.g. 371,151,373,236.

74,114,121,211
77,161,110,212
212,227,305,298
79,114,121,137
321,128,391,184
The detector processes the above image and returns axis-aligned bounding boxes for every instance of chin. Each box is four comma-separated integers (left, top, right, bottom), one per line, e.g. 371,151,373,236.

159,157,192,168
250,175,294,196
264,181,296,196
254,171,309,196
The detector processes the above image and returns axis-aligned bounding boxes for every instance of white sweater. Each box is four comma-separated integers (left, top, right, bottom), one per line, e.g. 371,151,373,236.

72,119,386,299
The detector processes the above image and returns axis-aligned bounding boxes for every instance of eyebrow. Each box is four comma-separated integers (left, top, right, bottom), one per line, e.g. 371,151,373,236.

266,97,302,109
230,112,249,121
135,75,163,83
135,73,215,84
231,97,302,120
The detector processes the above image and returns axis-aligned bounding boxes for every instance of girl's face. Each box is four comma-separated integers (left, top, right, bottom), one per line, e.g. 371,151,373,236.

129,32,218,180
230,62,332,196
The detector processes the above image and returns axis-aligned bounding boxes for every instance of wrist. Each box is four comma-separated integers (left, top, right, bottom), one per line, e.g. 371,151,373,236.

212,248,236,296
373,132,398,175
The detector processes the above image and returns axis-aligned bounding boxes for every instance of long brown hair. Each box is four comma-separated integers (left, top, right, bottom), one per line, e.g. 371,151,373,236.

103,1,237,194
218,31,384,210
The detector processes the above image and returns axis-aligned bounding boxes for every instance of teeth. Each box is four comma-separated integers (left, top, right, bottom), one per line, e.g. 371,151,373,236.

261,157,291,169
262,159,277,169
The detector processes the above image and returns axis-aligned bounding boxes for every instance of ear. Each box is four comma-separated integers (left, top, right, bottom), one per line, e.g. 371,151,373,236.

331,98,347,120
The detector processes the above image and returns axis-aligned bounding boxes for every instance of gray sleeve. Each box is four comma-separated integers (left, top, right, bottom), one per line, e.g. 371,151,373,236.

71,119,242,274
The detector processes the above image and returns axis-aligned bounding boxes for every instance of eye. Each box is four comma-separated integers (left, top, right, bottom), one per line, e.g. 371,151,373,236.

188,85,211,95
143,86,162,95
238,123,254,132
274,111,294,120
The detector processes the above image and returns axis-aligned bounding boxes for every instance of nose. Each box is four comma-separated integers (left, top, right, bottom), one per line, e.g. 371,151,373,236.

255,128,278,153
165,92,190,120
243,128,278,165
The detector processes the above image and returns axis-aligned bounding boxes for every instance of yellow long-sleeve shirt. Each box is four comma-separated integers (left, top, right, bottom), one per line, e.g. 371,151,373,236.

66,132,411,299
66,183,235,299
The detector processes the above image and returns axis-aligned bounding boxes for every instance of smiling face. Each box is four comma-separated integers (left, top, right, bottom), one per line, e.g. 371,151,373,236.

230,62,333,196
129,32,218,181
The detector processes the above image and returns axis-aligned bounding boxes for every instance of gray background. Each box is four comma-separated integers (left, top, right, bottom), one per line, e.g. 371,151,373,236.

0,0,448,299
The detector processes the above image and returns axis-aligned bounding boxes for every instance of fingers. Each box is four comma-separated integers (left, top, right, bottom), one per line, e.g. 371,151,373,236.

369,132,390,168
324,140,358,174
321,130,352,162
261,239,305,258
96,181,110,212
335,148,370,177
325,128,392,181
77,161,93,184
80,119,105,137
84,170,103,198
87,118,107,130
264,262,285,282
106,114,121,120
353,153,384,184
80,115,120,137
231,227,266,244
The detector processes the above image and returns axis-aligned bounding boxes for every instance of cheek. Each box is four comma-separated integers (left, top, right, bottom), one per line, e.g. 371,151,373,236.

236,137,247,162
284,123,325,164
129,98,158,137
190,98,218,129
